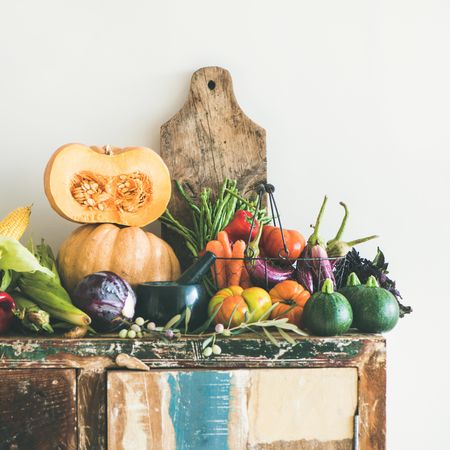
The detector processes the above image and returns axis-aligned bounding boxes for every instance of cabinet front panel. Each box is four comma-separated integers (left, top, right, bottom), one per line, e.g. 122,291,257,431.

0,369,77,450
107,368,357,450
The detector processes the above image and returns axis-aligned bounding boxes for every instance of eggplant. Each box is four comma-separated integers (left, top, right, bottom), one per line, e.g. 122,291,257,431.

294,259,314,294
246,258,295,288
304,196,336,288
326,202,378,258
244,225,295,288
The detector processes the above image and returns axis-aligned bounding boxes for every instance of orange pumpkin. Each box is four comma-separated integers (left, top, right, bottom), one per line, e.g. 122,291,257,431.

57,224,180,293
269,280,311,326
44,143,171,227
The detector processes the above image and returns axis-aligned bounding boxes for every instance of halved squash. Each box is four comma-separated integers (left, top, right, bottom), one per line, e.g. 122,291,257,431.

44,143,171,227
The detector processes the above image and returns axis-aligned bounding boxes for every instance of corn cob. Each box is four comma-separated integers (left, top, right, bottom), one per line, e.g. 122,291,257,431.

0,205,32,240
13,292,54,333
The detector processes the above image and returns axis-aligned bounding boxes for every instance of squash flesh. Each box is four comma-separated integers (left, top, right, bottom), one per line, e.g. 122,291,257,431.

44,144,171,227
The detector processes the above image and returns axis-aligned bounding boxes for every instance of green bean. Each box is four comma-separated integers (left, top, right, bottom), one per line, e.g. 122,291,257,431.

176,181,201,215
185,241,198,257
159,221,197,247
211,192,231,237
161,211,197,241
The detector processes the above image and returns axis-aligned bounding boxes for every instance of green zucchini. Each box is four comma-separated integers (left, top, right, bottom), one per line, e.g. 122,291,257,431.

302,278,353,336
352,275,399,333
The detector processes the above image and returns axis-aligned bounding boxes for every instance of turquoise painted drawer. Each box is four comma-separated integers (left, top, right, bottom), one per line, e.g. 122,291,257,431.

108,368,358,450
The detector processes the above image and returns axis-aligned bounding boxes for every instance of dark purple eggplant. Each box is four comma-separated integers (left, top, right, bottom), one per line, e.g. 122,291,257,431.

294,260,314,293
245,225,295,288
73,271,136,332
304,196,336,288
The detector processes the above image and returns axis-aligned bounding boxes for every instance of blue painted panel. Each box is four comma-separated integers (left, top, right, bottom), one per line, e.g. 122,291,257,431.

168,371,232,450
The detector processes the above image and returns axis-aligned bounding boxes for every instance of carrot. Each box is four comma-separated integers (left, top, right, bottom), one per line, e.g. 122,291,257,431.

217,230,233,283
239,266,252,288
205,240,226,289
228,240,246,286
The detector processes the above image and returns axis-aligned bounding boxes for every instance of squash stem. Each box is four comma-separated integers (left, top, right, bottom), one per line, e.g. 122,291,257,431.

366,275,379,288
321,278,334,294
346,272,361,287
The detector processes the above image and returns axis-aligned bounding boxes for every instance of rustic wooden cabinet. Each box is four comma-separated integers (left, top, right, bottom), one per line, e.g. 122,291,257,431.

0,334,386,450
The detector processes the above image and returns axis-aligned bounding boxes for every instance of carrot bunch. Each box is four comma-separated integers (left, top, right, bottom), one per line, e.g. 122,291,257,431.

205,230,252,289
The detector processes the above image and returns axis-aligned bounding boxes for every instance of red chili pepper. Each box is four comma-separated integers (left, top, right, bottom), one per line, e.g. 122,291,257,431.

224,210,260,243
261,225,306,259
0,291,16,334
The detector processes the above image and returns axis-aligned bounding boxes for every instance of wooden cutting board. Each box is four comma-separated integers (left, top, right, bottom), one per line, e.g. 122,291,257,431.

160,66,267,261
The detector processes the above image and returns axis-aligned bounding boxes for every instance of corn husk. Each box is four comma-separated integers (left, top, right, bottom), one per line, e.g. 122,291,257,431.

18,239,91,327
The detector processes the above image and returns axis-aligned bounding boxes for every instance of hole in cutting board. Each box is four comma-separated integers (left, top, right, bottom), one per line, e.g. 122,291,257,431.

207,80,216,90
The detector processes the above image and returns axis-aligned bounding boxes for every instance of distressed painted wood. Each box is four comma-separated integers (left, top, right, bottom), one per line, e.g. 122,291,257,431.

0,334,376,369
160,66,266,264
0,334,386,449
108,368,358,450
0,369,77,450
77,370,106,450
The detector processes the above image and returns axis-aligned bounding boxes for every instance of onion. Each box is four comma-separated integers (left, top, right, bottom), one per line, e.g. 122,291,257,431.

73,271,136,332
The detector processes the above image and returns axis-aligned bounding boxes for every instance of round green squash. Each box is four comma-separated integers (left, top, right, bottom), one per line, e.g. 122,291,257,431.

338,272,366,327
302,278,353,336
352,276,399,333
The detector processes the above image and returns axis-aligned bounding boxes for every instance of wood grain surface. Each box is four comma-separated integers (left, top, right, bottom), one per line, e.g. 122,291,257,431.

0,334,386,449
77,370,106,450
160,66,266,262
0,369,77,450
107,368,357,450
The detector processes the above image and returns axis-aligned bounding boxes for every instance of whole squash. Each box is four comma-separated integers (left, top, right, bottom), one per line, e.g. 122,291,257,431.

269,280,310,326
302,278,353,336
57,224,180,293
44,143,171,227
351,276,399,333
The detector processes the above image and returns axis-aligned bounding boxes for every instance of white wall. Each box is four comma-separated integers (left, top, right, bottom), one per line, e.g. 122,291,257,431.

1,1,449,448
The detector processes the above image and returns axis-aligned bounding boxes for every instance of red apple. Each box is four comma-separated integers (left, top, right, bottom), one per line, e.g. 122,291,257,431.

0,292,16,334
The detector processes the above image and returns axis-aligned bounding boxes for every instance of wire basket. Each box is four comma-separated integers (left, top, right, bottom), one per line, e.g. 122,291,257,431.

203,182,346,295
207,255,346,294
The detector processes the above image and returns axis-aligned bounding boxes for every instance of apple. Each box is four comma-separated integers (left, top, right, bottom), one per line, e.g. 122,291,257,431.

0,292,16,334
208,286,271,327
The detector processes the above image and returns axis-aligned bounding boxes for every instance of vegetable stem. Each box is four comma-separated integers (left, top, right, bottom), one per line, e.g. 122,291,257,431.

332,202,349,241
308,195,328,246
346,235,379,246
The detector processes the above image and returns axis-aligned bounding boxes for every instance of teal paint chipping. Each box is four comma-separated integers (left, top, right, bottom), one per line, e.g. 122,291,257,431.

168,371,232,450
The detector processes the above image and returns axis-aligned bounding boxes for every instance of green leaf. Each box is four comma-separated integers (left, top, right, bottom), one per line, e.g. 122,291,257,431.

164,314,182,330
278,328,297,345
0,270,12,291
271,304,297,320
263,327,280,347
202,336,213,350
0,237,53,276
184,307,192,334
276,322,309,336
191,304,222,334
227,302,241,328
259,302,279,321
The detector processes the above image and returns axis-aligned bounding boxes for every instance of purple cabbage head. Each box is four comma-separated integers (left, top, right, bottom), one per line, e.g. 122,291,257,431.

73,271,136,332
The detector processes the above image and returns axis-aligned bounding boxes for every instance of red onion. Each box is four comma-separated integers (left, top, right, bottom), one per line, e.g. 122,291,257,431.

73,271,136,332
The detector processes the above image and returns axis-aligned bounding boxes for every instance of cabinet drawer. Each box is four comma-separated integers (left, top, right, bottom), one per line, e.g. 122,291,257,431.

0,369,77,450
108,368,357,450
